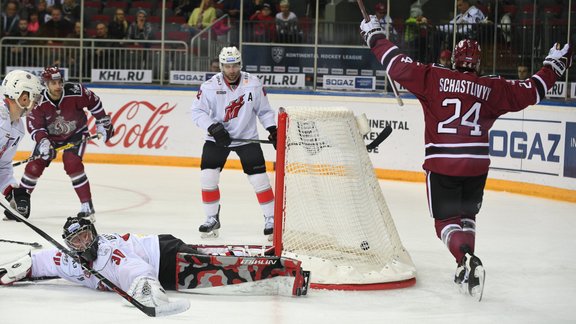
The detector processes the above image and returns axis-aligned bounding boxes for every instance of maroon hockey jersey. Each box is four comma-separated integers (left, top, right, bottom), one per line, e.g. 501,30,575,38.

27,83,106,143
371,38,558,176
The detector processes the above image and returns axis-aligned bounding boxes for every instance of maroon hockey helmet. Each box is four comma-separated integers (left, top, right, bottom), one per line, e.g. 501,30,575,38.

452,39,481,72
41,66,63,82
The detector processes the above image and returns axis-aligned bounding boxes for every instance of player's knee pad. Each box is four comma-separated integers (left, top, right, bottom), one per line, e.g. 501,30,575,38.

63,152,84,176
200,168,220,189
24,159,47,178
247,173,272,191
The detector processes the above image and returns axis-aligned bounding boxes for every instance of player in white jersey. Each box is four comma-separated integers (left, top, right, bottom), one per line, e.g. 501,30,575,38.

0,70,43,221
0,216,310,307
190,46,277,239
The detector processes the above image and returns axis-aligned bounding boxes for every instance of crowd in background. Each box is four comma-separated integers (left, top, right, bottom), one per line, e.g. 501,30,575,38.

0,0,574,81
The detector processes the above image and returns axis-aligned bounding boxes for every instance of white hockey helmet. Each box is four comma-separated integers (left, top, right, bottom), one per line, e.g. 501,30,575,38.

219,46,242,68
1,70,43,110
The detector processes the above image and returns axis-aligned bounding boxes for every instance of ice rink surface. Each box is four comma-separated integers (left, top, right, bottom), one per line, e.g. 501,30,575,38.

1,163,575,324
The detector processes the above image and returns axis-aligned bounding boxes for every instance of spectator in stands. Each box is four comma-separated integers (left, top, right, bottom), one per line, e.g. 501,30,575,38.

275,0,301,43
1,1,21,38
210,58,220,72
439,0,487,37
517,63,530,80
374,2,397,42
65,21,89,76
127,9,154,46
6,18,33,66
439,49,452,66
108,8,129,40
94,23,113,69
38,7,74,43
37,0,51,24
404,2,429,62
27,10,41,34
250,3,275,42
186,0,217,36
62,0,80,24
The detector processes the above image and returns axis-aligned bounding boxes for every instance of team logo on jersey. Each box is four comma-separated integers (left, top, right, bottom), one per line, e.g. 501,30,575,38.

47,115,78,135
223,95,245,122
271,47,285,63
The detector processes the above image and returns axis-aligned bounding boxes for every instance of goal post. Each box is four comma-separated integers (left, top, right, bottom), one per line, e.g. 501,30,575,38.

273,106,416,290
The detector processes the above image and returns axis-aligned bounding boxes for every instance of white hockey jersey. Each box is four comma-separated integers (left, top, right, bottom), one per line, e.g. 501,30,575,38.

0,100,26,193
189,72,276,147
31,233,161,292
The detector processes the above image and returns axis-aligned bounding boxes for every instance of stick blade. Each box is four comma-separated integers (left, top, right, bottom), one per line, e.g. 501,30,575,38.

153,298,191,317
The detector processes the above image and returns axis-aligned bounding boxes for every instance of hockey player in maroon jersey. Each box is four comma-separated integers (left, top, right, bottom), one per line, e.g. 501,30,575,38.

5,66,115,222
360,15,572,300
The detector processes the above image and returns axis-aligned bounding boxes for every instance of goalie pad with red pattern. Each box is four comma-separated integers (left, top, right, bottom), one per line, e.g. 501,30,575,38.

176,253,309,296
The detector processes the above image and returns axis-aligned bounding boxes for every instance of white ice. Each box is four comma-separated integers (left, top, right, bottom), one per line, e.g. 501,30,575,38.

1,163,575,323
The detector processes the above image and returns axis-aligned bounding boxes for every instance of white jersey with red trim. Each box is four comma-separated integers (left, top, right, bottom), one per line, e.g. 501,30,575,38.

31,233,160,291
0,100,25,193
189,71,276,147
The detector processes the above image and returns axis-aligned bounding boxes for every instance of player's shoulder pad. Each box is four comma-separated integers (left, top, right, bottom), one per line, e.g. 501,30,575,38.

242,72,262,86
63,82,84,97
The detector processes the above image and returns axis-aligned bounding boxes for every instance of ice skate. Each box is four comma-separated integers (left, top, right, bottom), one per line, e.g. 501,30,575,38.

467,254,485,301
199,214,220,238
77,201,95,223
263,215,274,241
454,255,469,294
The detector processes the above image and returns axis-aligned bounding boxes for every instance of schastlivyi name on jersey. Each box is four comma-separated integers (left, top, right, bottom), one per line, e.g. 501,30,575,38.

438,78,492,101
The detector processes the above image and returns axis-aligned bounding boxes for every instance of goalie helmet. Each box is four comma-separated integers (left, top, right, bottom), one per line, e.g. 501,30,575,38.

218,46,242,68
452,39,481,72
41,66,63,83
1,70,43,110
62,216,99,262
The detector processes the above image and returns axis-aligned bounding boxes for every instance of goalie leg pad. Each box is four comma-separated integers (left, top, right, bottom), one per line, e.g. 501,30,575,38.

176,253,308,296
0,251,32,285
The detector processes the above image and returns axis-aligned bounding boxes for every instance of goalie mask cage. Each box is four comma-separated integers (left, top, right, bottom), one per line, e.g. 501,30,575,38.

273,106,416,290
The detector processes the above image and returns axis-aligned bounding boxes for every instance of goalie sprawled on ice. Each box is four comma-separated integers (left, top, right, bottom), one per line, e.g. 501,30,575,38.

0,216,310,312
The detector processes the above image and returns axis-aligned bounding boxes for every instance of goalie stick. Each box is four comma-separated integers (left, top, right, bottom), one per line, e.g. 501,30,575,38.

232,125,392,151
0,195,189,317
12,133,102,167
356,0,404,106
0,238,42,248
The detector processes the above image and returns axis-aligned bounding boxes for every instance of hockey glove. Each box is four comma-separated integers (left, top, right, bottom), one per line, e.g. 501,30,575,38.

543,43,573,77
208,123,231,147
267,126,278,150
96,115,115,143
33,138,56,161
0,252,32,285
360,15,387,48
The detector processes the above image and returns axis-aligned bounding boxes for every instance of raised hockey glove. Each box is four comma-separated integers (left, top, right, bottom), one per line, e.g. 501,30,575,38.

33,137,56,161
208,122,231,147
543,43,573,77
95,115,115,143
267,126,278,150
360,15,387,48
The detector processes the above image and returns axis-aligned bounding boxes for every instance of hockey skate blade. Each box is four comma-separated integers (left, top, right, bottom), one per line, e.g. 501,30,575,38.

153,298,190,317
200,229,219,239
470,265,486,302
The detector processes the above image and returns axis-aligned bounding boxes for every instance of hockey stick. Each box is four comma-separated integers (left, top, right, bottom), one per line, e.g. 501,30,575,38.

356,0,404,106
12,133,102,167
0,196,189,317
0,238,42,248
230,138,272,144
366,125,393,150
231,125,392,150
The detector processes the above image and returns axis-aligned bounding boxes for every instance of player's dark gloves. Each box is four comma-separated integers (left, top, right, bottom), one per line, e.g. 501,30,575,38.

267,126,278,150
208,123,231,147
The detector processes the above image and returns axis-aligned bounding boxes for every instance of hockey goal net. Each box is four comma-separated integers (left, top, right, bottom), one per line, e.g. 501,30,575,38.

273,106,416,290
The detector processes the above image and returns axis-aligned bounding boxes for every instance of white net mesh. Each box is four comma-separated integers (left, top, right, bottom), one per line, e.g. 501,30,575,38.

279,107,416,287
